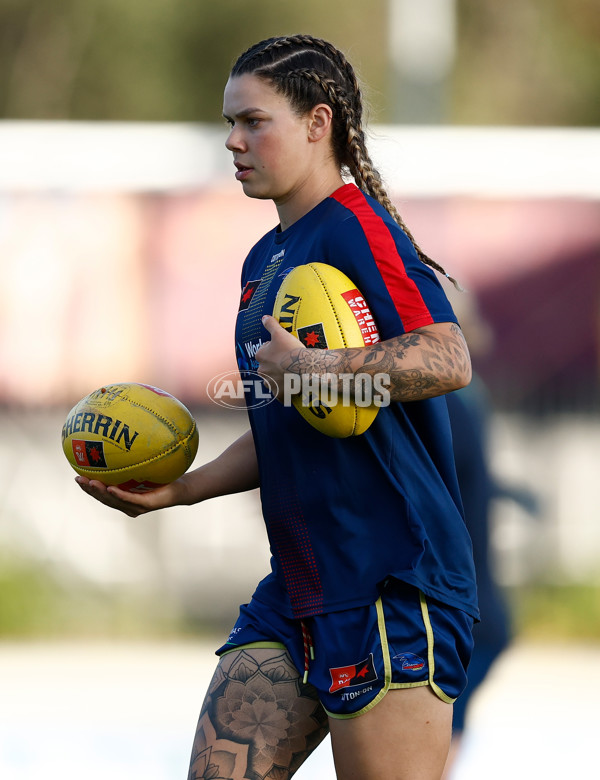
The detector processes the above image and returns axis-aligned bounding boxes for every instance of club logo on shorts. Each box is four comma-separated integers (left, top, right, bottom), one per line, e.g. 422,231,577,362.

393,652,426,672
329,653,378,693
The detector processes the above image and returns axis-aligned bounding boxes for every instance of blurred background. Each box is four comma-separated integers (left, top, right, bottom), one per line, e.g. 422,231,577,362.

0,1,599,778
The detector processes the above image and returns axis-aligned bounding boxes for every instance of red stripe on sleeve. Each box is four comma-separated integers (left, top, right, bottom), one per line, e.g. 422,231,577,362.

330,185,434,330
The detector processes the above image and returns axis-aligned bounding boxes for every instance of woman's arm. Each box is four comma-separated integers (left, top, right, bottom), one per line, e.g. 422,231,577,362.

257,316,471,403
76,428,259,518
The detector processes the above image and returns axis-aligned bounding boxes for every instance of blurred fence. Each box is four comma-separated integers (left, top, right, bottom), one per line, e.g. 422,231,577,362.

0,122,598,411
0,122,599,614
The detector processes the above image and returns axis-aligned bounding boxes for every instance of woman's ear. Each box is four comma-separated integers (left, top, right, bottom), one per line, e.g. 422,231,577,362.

307,103,334,142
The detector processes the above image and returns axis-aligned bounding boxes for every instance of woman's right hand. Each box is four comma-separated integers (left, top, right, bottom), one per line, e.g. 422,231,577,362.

75,476,186,518
74,428,259,518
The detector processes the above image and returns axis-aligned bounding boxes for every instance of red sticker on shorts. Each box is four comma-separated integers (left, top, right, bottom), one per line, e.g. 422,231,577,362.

329,653,378,693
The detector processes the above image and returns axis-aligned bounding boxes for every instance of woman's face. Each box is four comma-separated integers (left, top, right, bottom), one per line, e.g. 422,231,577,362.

222,74,323,206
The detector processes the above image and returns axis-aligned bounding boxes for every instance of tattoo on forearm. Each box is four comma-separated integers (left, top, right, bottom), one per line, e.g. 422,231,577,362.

285,323,470,402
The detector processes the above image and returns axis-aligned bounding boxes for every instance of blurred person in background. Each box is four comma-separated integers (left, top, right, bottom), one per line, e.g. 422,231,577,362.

442,291,539,778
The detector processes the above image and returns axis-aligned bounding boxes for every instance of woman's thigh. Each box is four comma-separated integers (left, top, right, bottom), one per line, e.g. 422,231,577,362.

187,646,329,779
329,686,453,780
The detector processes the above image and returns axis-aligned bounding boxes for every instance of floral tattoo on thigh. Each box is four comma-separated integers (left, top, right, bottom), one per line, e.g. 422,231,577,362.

188,649,328,780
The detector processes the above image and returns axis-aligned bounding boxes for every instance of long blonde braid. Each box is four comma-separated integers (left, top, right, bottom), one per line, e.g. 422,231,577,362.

231,35,461,289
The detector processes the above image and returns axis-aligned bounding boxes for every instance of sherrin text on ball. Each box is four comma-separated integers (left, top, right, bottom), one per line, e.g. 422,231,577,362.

62,382,199,492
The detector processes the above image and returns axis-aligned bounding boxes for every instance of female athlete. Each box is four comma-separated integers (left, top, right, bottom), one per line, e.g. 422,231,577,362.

76,34,478,780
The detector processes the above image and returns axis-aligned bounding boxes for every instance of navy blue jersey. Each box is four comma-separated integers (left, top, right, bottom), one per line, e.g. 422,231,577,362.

235,183,478,620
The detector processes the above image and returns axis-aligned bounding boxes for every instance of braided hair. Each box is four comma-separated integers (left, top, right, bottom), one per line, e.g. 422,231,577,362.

231,34,461,289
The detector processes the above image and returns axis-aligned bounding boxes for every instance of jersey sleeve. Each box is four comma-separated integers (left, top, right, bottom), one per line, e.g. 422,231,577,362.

324,188,458,340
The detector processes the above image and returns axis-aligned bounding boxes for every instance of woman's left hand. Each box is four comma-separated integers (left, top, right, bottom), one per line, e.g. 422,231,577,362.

256,316,472,405
256,315,305,402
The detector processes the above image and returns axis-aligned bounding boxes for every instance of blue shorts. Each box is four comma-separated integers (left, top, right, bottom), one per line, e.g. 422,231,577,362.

217,579,474,719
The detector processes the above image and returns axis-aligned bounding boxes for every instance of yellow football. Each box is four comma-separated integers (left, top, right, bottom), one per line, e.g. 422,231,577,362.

62,382,199,492
272,262,382,437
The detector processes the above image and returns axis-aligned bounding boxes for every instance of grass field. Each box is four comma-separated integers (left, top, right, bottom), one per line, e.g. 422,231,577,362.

1,555,599,642
508,582,600,641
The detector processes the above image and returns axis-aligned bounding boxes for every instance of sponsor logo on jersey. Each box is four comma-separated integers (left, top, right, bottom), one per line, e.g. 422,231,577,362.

297,322,327,349
393,652,426,672
269,248,285,264
329,653,378,693
239,280,261,311
244,339,263,360
72,439,108,469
